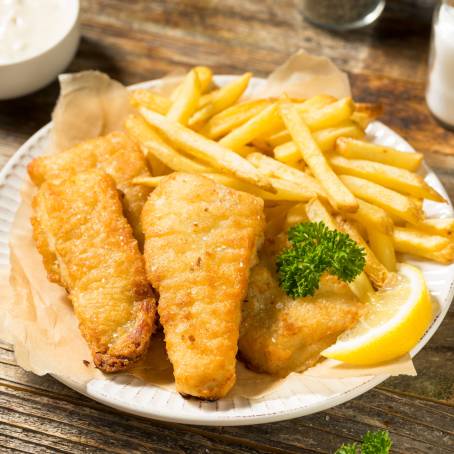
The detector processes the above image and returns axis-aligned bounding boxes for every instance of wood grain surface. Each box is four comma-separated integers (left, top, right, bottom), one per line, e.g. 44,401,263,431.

0,1,453,452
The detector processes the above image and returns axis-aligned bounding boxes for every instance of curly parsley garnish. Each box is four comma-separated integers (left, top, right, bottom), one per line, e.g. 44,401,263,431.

277,221,366,297
334,430,392,454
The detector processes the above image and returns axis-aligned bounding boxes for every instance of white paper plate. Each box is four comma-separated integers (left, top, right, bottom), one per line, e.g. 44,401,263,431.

1,76,453,426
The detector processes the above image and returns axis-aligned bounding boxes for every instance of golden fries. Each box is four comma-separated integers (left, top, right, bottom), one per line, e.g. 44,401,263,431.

125,114,211,174
129,89,171,114
346,199,394,235
340,174,423,224
393,226,454,264
193,66,213,93
263,97,355,145
167,70,201,125
305,198,336,229
279,99,358,212
206,174,316,201
331,156,445,202
201,99,271,139
274,123,364,165
140,107,275,192
124,114,170,176
198,89,219,108
336,137,423,172
336,216,389,288
367,228,397,272
219,104,281,153
171,66,213,102
246,152,326,199
189,73,252,128
414,218,454,237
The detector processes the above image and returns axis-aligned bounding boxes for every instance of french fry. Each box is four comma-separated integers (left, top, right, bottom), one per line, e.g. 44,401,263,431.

393,226,454,264
167,70,201,125
367,228,397,272
251,137,274,154
273,123,365,165
170,66,213,102
129,89,171,114
246,152,326,200
305,198,336,229
193,66,213,93
263,95,337,142
219,104,281,153
336,216,389,288
124,114,171,175
204,174,317,202
264,97,355,145
201,99,271,139
348,272,375,303
336,137,423,172
330,156,445,202
189,73,252,128
279,100,358,212
198,89,219,108
339,175,423,224
133,176,163,187
237,144,264,156
140,107,275,192
413,218,454,237
305,198,373,301
304,97,355,131
125,114,210,174
346,199,394,235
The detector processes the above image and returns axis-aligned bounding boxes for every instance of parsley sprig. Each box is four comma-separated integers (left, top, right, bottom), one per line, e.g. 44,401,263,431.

335,429,392,454
277,221,366,297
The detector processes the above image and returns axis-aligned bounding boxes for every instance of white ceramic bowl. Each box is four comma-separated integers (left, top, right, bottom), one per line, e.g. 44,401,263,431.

0,0,80,100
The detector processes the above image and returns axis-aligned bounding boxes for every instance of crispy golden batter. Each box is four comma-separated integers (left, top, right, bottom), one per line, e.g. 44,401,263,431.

28,132,151,244
32,170,156,372
142,173,264,399
239,235,363,377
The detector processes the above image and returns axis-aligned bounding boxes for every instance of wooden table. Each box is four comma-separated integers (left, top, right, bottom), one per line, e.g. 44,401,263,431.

1,1,453,452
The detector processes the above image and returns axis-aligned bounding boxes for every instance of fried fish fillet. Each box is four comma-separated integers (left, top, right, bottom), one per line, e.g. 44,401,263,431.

28,131,151,244
32,170,156,372
142,173,265,399
239,235,363,377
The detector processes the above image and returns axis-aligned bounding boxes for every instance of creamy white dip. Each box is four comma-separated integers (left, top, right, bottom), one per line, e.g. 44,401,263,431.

0,0,75,64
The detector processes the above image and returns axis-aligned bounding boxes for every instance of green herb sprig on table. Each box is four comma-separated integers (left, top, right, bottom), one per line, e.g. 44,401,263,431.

277,221,366,298
334,429,392,454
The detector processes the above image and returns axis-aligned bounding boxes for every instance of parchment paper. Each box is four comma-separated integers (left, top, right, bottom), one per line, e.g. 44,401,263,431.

0,51,416,401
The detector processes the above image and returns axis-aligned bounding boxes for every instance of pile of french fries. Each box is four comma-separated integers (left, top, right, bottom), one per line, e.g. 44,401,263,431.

126,66,454,301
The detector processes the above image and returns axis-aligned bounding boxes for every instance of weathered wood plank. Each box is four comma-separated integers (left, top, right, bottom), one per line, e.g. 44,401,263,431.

78,0,435,82
1,1,453,452
0,374,453,453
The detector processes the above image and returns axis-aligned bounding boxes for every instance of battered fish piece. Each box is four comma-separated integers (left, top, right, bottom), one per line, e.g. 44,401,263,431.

28,131,151,244
142,173,264,400
32,170,156,372
239,235,363,377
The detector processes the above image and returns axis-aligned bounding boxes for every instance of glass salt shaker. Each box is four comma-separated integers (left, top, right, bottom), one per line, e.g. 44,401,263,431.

426,0,454,130
300,0,386,31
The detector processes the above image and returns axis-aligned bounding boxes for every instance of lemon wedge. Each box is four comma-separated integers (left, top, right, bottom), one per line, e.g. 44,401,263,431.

322,263,433,365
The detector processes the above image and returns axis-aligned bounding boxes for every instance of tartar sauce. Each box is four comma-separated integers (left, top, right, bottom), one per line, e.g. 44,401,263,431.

0,0,73,64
